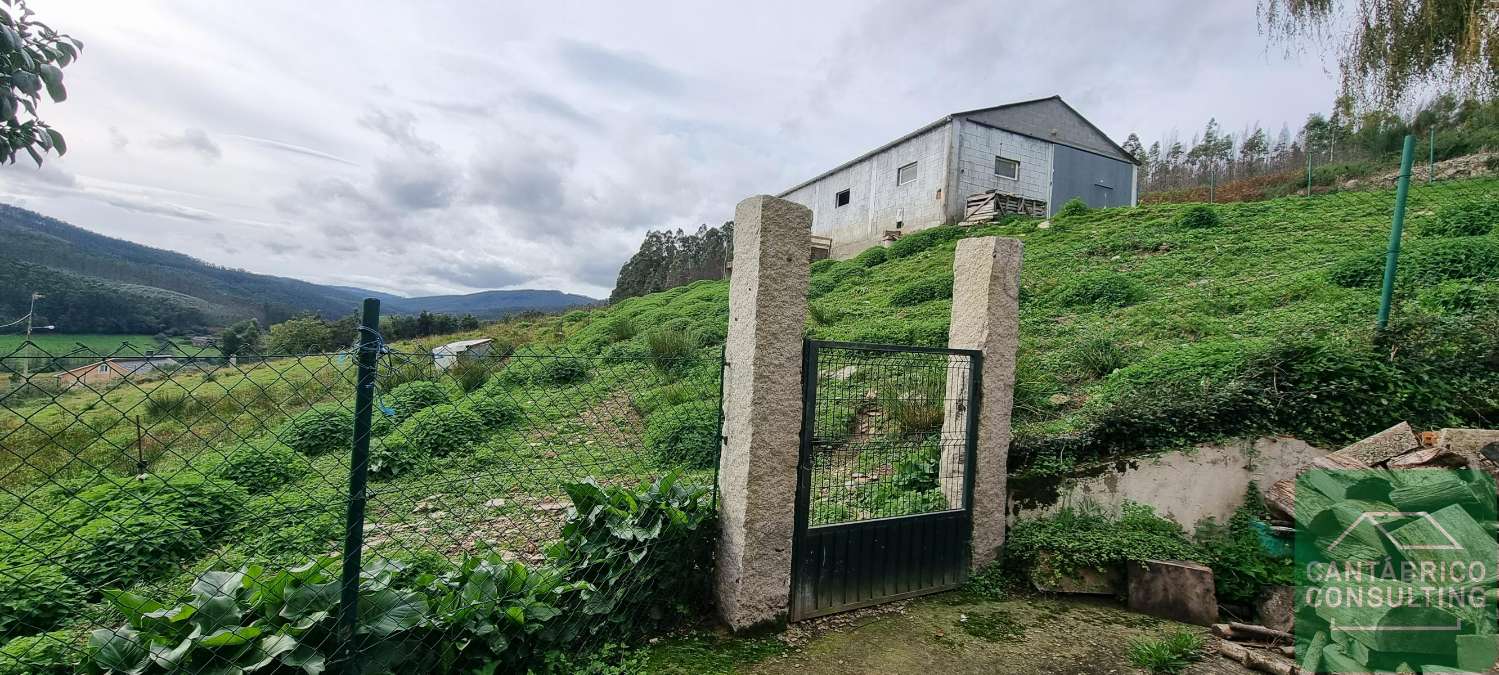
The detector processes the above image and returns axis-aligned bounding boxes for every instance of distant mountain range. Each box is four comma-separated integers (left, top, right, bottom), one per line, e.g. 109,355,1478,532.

0,204,598,334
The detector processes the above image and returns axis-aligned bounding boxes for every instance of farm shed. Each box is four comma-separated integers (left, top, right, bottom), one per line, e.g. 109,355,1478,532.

432,337,494,370
56,356,180,389
779,95,1140,258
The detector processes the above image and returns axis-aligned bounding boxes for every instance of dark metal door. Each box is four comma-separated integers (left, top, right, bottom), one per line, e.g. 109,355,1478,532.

790,340,982,621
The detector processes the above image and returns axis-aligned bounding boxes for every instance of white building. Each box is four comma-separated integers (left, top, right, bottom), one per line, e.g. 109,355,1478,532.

780,96,1140,259
432,338,494,370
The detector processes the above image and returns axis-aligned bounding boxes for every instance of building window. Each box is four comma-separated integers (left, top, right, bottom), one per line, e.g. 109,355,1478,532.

97,363,110,374
834,189,851,207
995,156,1019,180
896,161,918,185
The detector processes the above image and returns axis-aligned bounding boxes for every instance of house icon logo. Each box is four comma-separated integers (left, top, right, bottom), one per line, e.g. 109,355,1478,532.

1327,511,1463,552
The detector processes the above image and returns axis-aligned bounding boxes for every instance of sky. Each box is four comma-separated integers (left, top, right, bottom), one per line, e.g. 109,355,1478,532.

0,1,1343,300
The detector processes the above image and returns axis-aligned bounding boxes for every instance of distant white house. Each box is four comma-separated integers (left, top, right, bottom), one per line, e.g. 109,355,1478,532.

432,338,494,370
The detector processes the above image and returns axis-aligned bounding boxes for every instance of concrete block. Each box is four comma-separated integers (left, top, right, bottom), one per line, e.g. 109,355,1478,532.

1030,556,1122,595
1256,585,1295,633
1126,560,1218,626
715,195,810,631
1313,422,1419,469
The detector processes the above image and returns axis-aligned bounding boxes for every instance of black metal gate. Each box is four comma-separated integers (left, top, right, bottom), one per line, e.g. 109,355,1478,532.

790,340,981,620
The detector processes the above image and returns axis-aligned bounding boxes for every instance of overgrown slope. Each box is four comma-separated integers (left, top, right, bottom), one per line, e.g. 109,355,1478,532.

557,178,1499,467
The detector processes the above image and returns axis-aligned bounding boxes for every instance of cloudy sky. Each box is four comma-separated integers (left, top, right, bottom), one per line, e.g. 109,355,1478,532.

0,1,1341,299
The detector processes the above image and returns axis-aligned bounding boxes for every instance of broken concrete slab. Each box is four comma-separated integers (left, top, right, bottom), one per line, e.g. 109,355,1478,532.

1387,445,1469,469
1312,422,1419,469
1126,559,1217,626
1438,428,1499,465
1256,585,1295,634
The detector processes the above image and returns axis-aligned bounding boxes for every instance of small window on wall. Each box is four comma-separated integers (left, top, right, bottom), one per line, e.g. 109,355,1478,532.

995,156,1019,180
896,161,918,185
834,189,851,207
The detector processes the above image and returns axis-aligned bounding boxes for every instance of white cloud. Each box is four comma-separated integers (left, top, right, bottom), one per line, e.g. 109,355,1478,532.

0,0,1340,300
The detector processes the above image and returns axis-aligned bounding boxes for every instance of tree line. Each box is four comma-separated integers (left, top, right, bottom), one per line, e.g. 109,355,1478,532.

609,222,733,302
1127,94,1499,194
218,311,483,356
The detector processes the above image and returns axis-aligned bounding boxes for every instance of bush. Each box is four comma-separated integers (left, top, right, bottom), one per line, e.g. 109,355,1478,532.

808,262,867,299
604,316,639,342
214,439,308,493
1057,197,1091,218
535,358,590,385
1423,197,1499,237
1195,485,1292,606
369,435,428,479
887,226,961,260
275,404,354,456
0,631,76,675
645,329,697,373
888,274,954,307
1007,502,1199,586
66,473,248,538
643,401,720,469
1417,281,1499,314
1127,629,1204,674
1173,204,1220,229
459,394,522,431
0,565,84,636
1072,338,1129,378
551,473,715,642
810,258,840,275
396,404,488,458
1330,237,1499,288
1048,272,1147,308
385,380,450,422
58,514,205,587
447,359,491,394
852,245,888,267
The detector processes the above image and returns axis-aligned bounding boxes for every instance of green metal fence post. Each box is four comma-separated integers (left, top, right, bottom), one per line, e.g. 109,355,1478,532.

337,297,380,673
1306,153,1313,196
1376,135,1416,330
1428,125,1435,184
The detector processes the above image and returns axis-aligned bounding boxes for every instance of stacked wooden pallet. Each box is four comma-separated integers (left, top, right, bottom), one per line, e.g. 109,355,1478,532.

960,190,1047,225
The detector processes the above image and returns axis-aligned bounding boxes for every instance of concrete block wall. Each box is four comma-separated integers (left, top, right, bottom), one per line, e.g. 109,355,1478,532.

782,123,952,259
955,119,1052,208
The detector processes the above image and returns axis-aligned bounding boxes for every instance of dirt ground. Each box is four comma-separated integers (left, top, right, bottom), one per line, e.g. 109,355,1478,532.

647,592,1256,675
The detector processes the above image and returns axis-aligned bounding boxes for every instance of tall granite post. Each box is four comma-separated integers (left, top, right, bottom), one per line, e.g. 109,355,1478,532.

715,195,810,630
938,236,1022,568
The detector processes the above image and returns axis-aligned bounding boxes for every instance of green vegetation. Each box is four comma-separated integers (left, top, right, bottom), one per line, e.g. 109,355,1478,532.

1195,485,1293,606
643,401,720,469
274,404,354,456
213,439,309,493
1422,196,1499,237
1126,629,1205,674
1057,197,1091,218
1007,502,1199,586
1173,204,1220,229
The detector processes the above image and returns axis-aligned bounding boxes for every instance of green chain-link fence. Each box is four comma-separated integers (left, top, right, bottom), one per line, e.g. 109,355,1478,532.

0,300,724,673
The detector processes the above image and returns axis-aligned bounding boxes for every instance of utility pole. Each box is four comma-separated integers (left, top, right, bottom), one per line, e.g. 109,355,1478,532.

20,293,42,379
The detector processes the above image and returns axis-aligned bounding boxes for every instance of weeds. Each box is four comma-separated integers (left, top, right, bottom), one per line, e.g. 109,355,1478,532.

1126,629,1205,674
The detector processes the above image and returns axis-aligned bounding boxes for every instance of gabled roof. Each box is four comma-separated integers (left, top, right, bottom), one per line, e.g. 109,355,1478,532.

778,95,1137,197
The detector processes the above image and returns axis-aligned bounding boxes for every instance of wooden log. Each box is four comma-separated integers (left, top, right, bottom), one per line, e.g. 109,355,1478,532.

1298,630,1327,672
1389,472,1479,511
1228,622,1293,644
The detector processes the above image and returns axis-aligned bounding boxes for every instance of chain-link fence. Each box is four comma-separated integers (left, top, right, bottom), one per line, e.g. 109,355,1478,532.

0,303,724,673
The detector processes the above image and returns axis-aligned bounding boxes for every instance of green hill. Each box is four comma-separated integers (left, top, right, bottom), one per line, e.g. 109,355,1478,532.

548,178,1499,466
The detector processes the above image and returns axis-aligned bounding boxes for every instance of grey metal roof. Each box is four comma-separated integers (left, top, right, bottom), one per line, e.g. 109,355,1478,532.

778,95,1137,197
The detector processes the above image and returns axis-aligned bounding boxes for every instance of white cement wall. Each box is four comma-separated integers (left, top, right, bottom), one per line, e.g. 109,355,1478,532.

782,123,953,259
955,119,1052,207
1008,436,1324,530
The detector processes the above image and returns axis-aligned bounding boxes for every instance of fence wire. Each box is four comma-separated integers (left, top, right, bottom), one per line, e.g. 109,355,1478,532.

0,329,723,673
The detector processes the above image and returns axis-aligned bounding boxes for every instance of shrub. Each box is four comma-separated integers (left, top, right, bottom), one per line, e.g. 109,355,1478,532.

1195,485,1292,606
1056,197,1091,218
807,303,841,326
58,514,206,587
0,565,84,636
643,401,720,469
1330,237,1499,288
275,404,354,456
213,439,307,493
1048,272,1147,308
1173,204,1220,229
396,404,488,458
887,226,961,260
1423,197,1499,237
459,394,522,431
1127,629,1204,674
888,274,954,307
535,358,590,385
1417,281,1499,314
369,435,428,479
240,491,344,560
852,245,888,267
1007,502,1199,586
65,473,248,538
1072,337,1129,378
447,358,492,394
808,262,867,299
385,380,450,422
809,258,840,275
551,473,715,642
631,382,699,416
604,316,639,342
142,388,200,422
645,329,697,373
0,631,76,675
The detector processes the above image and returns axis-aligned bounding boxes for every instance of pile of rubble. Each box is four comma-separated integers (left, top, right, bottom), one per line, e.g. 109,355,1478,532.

1218,423,1499,674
